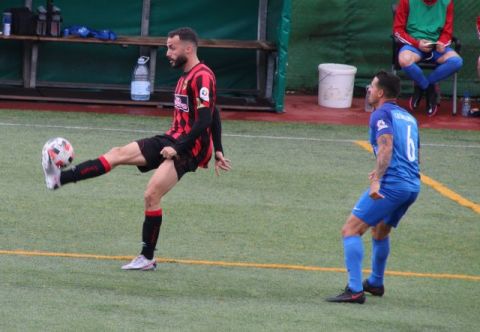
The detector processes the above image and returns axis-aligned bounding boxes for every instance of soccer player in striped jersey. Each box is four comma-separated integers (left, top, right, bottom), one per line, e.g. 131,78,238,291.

42,27,231,270
327,71,421,304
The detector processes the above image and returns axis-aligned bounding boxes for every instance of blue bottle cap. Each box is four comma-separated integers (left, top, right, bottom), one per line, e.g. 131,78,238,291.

3,12,12,24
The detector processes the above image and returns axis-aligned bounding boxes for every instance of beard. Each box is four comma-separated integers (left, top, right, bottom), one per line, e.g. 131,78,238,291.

171,55,188,69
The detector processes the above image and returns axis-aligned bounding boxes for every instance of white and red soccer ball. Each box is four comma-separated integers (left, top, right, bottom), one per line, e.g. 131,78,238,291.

43,137,75,168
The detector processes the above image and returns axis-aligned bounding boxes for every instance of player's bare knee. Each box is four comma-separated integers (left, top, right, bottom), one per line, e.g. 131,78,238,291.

372,224,390,240
398,53,415,68
342,216,355,237
371,229,383,240
144,188,162,210
108,146,124,157
341,224,355,237
103,146,123,165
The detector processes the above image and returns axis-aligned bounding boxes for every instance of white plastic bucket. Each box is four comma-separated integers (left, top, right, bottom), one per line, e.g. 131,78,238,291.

318,63,357,108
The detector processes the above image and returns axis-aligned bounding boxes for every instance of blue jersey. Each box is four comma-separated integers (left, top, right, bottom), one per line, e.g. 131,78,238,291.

369,102,421,192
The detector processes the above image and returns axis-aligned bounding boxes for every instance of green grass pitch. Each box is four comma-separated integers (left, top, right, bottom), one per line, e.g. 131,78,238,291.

0,109,479,331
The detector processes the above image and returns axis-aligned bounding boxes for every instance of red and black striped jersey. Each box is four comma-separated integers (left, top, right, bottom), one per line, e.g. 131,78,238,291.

165,62,216,168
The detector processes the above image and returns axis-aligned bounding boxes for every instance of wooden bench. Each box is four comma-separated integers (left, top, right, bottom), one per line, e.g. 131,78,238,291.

0,34,276,49
0,35,277,97
0,0,279,110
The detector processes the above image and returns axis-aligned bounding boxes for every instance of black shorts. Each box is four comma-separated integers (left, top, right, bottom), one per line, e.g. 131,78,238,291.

136,135,198,180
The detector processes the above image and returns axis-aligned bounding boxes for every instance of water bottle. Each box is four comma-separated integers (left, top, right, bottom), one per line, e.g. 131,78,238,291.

2,12,12,36
461,92,471,117
131,56,151,101
364,85,374,112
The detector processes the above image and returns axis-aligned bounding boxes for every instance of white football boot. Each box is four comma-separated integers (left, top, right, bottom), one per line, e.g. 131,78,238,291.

42,145,61,190
121,255,157,271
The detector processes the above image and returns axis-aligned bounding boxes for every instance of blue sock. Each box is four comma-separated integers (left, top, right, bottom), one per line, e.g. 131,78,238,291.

368,237,390,287
402,63,429,90
343,236,363,293
427,56,463,85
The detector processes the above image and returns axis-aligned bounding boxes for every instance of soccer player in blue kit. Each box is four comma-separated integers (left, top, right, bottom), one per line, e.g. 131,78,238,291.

327,71,421,304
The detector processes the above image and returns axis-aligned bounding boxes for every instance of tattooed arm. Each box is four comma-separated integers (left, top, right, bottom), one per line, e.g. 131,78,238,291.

369,133,393,199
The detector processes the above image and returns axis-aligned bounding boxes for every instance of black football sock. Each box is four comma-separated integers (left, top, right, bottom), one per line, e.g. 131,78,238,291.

140,209,163,260
60,156,111,185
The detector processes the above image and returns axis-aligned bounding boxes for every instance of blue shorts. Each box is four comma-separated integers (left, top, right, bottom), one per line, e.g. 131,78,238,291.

399,44,455,63
352,187,419,228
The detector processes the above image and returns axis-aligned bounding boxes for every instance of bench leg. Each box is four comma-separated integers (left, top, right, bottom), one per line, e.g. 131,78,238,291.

22,42,32,88
28,42,39,89
149,47,157,92
257,50,266,98
452,72,457,115
265,52,276,100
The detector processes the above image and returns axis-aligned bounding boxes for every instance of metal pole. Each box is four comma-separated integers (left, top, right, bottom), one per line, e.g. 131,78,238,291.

29,43,39,88
452,73,457,115
140,0,156,91
22,42,32,88
22,0,34,87
257,0,268,98
140,0,151,56
141,0,151,37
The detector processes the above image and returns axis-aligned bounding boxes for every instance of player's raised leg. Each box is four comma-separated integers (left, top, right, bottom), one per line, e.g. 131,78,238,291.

42,141,147,190
122,159,178,271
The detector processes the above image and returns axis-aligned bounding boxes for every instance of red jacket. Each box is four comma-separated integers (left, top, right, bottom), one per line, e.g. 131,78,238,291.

393,0,454,48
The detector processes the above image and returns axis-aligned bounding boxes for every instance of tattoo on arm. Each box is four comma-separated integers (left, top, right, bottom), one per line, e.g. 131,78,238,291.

374,134,393,180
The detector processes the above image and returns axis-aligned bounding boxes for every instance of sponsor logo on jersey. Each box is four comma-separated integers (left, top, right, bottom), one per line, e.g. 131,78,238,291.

174,94,189,112
199,87,210,102
376,119,388,131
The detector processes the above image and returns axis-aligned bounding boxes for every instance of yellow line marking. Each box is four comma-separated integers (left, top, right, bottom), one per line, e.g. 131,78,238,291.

353,140,374,153
420,174,480,214
354,140,480,214
0,249,478,282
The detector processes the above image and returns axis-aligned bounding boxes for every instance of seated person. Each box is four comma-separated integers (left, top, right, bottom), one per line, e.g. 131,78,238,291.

394,0,463,117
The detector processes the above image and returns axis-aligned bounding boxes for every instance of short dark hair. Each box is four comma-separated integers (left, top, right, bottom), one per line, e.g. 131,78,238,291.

374,70,401,98
167,27,199,46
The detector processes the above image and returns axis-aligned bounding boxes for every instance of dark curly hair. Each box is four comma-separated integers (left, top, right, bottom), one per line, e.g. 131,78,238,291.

167,27,199,47
375,70,401,98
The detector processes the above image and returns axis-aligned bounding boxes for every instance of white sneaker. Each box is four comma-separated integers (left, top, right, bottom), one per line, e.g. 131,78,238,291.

42,144,61,190
121,255,157,271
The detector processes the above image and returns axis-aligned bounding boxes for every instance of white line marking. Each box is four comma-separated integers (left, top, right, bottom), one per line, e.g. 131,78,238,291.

0,122,156,134
224,133,356,143
0,121,479,149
